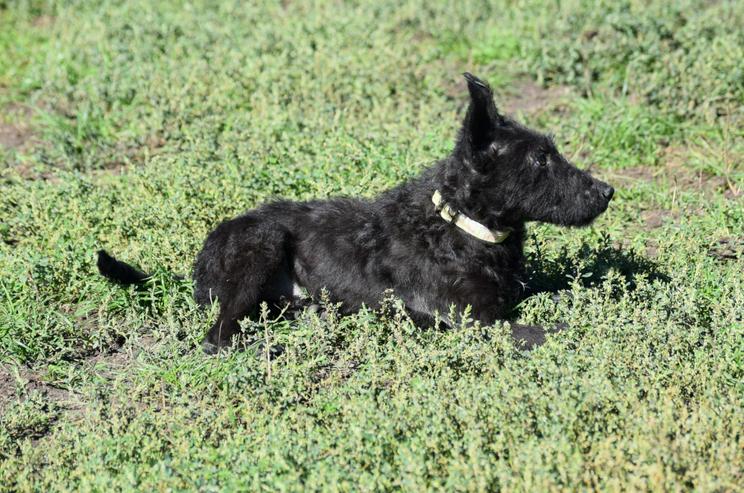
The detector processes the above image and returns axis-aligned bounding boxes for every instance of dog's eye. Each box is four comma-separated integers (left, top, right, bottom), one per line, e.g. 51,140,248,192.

535,154,548,167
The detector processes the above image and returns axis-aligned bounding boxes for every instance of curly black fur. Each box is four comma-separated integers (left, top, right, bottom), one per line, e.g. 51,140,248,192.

98,73,614,353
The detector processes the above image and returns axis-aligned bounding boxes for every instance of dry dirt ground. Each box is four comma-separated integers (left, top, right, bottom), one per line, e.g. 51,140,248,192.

0,103,35,152
0,335,158,418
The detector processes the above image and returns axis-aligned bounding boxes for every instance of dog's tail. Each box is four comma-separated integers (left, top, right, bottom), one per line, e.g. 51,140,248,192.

97,250,151,285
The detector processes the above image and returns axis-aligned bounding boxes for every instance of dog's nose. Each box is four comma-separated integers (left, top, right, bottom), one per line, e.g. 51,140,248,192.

602,185,614,201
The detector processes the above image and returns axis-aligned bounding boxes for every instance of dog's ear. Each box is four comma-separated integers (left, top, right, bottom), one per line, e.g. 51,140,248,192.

461,72,503,151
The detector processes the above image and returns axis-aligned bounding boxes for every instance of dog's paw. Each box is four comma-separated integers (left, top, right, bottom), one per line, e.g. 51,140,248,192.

201,340,220,355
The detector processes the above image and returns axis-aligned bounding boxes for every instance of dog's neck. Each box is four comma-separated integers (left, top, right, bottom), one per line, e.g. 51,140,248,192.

431,190,512,244
376,162,527,247
431,159,524,235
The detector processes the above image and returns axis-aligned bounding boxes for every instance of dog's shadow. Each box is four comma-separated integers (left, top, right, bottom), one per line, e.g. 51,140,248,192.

524,241,669,297
509,242,670,349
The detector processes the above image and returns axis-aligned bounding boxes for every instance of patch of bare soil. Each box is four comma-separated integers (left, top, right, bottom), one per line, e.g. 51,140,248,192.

439,66,475,109
0,364,79,414
2,95,166,180
641,209,680,231
606,146,741,258
83,334,158,379
0,366,18,410
0,103,36,152
32,15,55,29
95,133,167,176
0,334,159,418
0,102,53,181
606,164,724,196
612,235,663,258
0,122,32,149
440,76,571,118
0,363,79,448
708,237,743,261
502,81,571,116
642,240,660,259
604,146,741,199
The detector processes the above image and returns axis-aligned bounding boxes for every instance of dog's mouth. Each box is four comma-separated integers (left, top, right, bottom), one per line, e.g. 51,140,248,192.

544,191,613,228
573,182,614,225
578,193,613,226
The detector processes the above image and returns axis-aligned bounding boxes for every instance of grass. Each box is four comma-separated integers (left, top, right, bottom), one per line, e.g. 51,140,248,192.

0,0,742,491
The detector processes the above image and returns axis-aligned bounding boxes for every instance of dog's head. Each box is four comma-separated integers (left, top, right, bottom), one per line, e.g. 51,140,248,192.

450,73,613,228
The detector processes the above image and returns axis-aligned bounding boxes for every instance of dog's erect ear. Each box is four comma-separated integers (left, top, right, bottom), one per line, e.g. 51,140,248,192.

462,72,503,150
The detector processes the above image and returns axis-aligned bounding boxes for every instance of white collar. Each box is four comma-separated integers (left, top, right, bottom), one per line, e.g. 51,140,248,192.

431,190,511,244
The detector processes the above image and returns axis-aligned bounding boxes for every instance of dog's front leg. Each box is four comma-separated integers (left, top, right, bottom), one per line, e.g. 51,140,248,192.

201,307,244,354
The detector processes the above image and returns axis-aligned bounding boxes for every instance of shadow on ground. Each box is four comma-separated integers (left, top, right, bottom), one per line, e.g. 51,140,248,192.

508,241,670,349
524,241,670,298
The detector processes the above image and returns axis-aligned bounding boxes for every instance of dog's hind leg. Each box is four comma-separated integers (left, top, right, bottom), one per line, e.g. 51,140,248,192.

194,216,293,354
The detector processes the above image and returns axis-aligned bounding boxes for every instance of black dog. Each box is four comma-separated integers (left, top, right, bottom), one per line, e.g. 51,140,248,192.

98,73,614,353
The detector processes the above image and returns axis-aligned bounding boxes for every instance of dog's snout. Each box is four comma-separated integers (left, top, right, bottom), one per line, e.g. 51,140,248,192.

601,185,614,201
